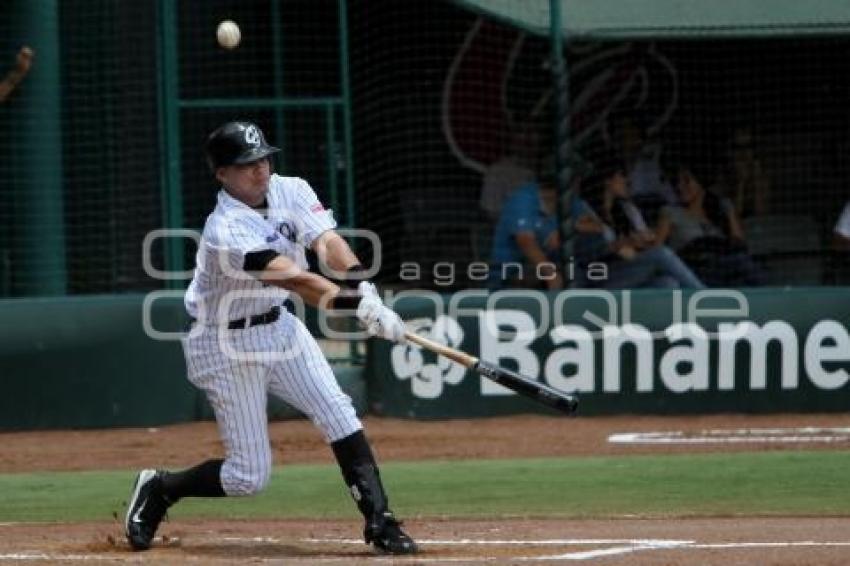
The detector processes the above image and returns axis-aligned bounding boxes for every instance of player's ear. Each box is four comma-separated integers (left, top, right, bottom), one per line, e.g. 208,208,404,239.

214,166,228,184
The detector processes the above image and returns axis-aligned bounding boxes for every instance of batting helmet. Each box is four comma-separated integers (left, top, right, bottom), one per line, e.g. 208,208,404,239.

205,121,280,171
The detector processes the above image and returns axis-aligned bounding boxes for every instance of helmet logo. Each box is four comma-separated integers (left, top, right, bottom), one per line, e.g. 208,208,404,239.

244,125,261,146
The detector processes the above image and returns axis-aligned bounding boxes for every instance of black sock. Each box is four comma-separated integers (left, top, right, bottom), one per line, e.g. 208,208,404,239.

331,429,376,485
331,430,390,521
160,459,226,501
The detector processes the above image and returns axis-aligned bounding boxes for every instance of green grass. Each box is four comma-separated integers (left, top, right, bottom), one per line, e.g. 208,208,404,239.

1,451,849,522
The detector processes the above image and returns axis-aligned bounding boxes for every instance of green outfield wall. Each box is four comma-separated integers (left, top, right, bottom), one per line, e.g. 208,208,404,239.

0,295,364,430
1,289,847,429
369,288,850,418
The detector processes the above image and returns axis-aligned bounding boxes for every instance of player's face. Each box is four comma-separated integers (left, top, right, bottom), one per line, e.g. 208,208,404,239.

217,158,271,206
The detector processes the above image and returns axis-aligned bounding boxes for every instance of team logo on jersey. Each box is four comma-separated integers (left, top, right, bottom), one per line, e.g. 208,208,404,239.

310,203,324,213
244,125,261,146
265,233,280,243
277,221,296,243
391,315,466,399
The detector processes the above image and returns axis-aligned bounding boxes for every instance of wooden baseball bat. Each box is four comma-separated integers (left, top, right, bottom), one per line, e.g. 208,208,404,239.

404,331,578,415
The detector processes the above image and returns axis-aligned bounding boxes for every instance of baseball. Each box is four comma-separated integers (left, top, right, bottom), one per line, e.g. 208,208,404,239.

216,20,241,49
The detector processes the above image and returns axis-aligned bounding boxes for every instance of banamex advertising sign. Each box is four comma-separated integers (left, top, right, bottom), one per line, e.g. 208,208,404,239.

378,291,850,417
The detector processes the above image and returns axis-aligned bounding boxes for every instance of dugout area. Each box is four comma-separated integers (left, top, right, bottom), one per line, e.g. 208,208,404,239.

2,0,850,296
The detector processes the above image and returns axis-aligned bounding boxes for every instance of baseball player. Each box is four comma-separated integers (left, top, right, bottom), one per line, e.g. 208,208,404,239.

125,121,417,555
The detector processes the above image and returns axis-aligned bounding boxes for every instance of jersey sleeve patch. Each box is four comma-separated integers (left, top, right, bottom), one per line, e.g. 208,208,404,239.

295,179,337,247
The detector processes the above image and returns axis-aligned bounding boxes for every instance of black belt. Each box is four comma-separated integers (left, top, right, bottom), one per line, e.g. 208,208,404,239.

227,306,281,330
188,306,281,330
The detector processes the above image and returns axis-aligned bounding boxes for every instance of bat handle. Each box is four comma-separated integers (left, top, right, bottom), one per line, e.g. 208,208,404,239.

404,331,478,368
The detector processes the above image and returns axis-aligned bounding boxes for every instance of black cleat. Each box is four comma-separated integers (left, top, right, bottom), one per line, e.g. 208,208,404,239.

124,469,171,551
365,511,418,555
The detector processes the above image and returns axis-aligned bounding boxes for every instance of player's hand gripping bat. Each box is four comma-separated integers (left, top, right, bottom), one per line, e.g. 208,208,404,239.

403,331,578,415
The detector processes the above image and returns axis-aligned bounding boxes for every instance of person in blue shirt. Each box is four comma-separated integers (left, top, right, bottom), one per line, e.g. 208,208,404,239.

489,171,563,290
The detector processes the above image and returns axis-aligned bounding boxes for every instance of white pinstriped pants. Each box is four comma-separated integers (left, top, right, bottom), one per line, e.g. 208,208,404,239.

182,312,362,496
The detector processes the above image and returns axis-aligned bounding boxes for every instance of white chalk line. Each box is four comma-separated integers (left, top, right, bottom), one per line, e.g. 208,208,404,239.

528,542,689,561
524,541,850,561
301,538,689,562
692,542,850,549
300,537,693,545
609,426,850,445
0,551,492,564
610,435,850,444
300,537,850,562
3,537,850,563
702,427,850,435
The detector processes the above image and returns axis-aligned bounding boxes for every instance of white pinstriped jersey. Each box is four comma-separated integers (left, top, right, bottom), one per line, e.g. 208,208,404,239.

185,174,336,324
181,173,361,495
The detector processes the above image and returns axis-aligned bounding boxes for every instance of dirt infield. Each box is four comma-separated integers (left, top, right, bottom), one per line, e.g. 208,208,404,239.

1,413,849,565
3,413,849,472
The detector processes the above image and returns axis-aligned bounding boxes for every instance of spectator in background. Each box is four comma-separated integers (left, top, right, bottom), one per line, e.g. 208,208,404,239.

488,167,563,290
0,46,34,296
0,46,34,103
832,202,850,252
656,161,766,287
712,126,771,218
610,113,677,207
479,122,540,222
833,201,850,251
829,201,850,283
571,155,704,289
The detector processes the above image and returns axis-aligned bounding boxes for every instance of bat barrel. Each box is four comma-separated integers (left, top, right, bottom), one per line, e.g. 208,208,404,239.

474,361,578,415
405,329,577,415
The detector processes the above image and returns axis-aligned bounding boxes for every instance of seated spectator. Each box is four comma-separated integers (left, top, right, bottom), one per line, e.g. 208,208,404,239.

479,122,540,222
609,113,677,206
488,170,563,291
711,125,771,218
656,162,766,287
571,157,704,289
833,201,850,251
829,201,850,283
